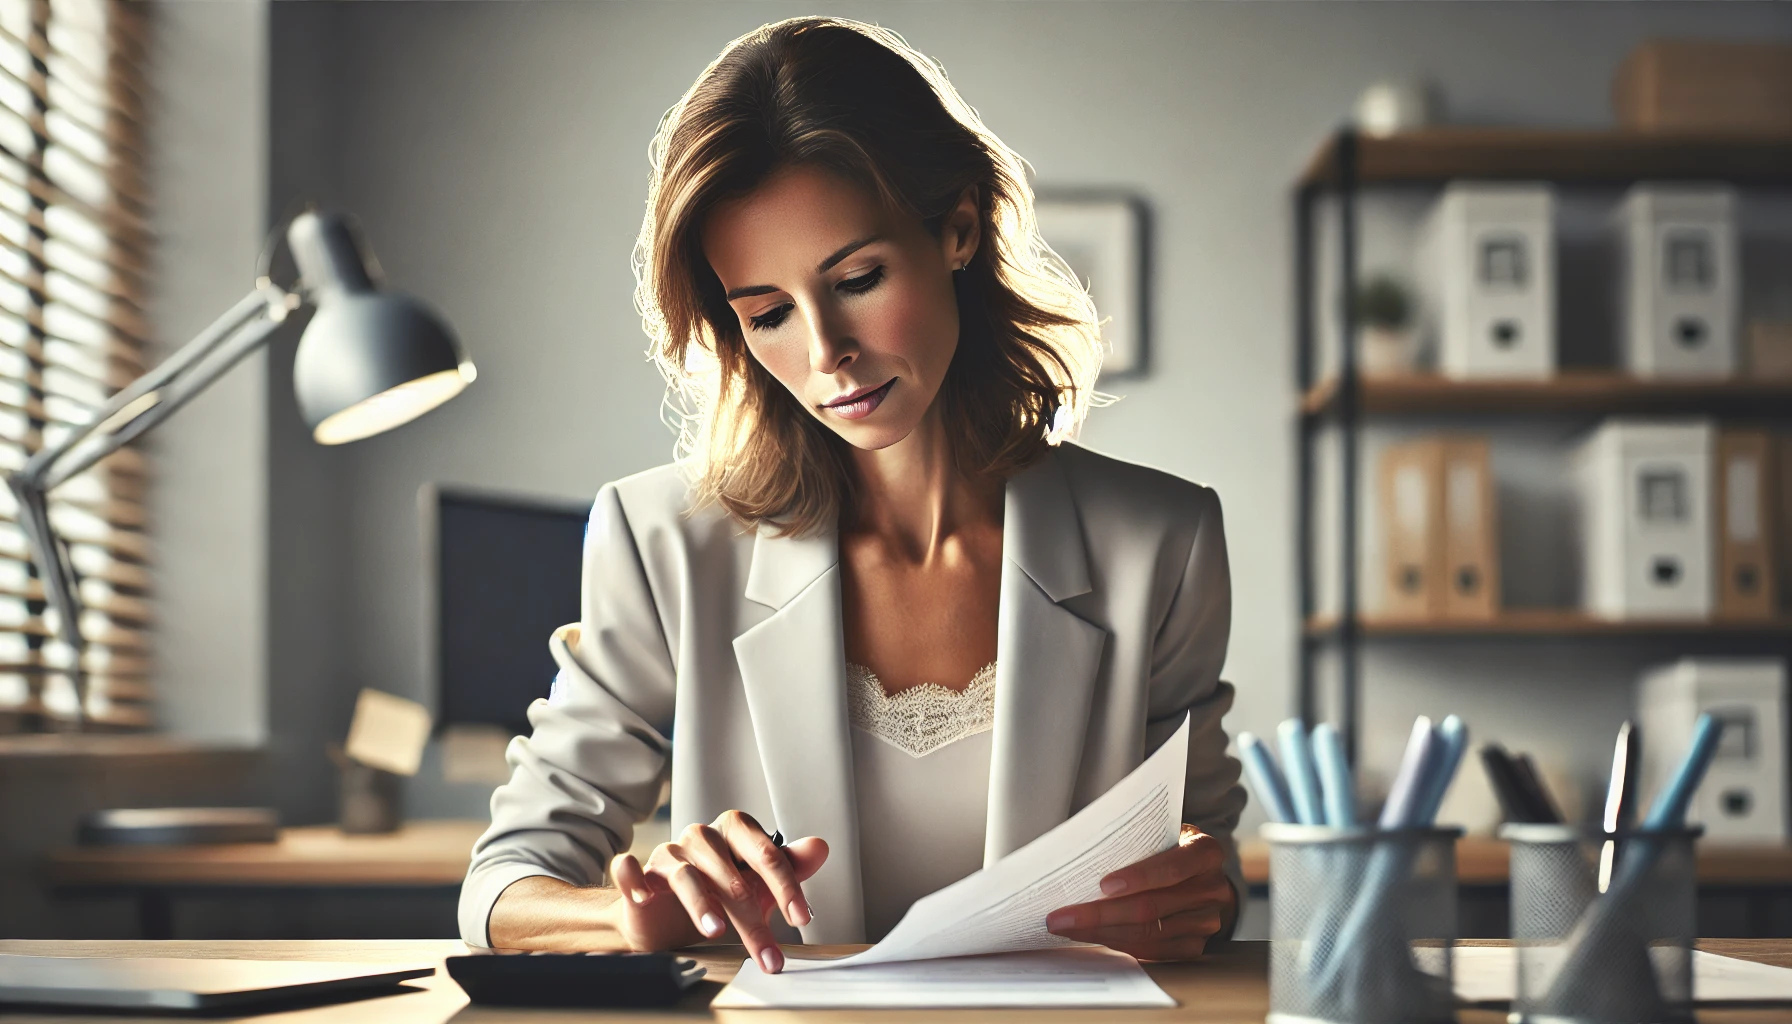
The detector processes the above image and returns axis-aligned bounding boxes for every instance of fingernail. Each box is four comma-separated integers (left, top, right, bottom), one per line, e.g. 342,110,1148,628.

629,888,649,905
701,913,724,937
758,946,783,974
788,899,811,925
1046,911,1075,931
1101,876,1128,896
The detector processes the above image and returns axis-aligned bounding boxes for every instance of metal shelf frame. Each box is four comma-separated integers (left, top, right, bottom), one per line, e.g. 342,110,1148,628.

1292,126,1792,768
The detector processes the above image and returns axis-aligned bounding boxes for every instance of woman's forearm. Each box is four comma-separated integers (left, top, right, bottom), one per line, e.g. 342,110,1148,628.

486,875,631,950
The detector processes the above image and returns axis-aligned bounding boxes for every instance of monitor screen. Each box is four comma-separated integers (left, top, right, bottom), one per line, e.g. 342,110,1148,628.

433,488,589,733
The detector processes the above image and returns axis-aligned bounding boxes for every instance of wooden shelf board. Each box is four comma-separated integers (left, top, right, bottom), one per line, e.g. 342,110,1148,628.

46,820,489,888
1305,610,1792,638
1298,127,1792,187
1301,373,1792,419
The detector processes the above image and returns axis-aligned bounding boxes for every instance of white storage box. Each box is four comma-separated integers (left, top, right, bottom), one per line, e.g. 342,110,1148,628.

1416,182,1556,379
1638,658,1787,842
1572,418,1714,619
1615,185,1739,378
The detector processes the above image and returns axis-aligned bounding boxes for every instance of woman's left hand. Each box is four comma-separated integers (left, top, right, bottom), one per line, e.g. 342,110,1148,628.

1044,823,1236,961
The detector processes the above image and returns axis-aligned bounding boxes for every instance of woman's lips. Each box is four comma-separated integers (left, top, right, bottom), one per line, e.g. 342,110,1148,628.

822,377,896,420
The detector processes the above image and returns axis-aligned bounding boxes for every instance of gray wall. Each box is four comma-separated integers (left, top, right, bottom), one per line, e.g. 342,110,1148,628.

255,1,1792,828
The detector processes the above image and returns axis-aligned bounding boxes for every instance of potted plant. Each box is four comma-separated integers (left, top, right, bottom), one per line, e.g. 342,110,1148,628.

1352,273,1417,377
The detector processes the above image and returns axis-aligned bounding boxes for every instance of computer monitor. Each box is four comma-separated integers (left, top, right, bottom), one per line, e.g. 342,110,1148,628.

425,485,590,734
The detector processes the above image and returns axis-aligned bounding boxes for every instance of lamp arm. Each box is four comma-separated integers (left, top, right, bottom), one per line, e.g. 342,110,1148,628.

3,281,299,725
38,302,291,491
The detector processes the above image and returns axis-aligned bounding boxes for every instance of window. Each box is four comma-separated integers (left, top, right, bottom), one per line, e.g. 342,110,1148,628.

0,0,151,731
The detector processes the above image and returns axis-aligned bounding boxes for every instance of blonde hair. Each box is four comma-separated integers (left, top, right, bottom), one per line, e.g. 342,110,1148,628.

632,15,1108,534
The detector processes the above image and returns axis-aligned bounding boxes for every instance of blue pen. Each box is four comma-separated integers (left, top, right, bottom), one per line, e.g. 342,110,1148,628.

1311,722,1357,827
1278,718,1325,825
1413,715,1468,827
1238,731,1296,825
1379,716,1438,829
1643,712,1724,830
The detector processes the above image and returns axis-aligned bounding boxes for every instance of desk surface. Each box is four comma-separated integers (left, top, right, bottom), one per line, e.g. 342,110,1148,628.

0,940,1788,1023
1240,835,1792,886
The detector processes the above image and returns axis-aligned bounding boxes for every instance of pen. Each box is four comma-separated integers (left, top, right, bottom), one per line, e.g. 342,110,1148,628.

1311,722,1357,828
1238,731,1297,825
1380,716,1437,829
1414,715,1467,827
1597,721,1637,893
1511,752,1563,825
1278,718,1326,826
1643,712,1723,830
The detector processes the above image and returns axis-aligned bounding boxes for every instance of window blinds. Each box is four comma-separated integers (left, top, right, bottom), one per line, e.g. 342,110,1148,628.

0,0,151,731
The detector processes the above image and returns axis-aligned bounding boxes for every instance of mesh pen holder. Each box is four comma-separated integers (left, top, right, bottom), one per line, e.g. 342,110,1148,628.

1502,823,1701,1024
1264,823,1462,1024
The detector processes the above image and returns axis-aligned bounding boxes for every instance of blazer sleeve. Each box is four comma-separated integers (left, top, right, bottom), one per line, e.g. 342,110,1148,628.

457,482,677,947
1144,483,1249,939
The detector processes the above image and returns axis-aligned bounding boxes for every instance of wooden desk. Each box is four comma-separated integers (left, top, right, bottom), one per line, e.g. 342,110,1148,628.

0,939,1787,1023
44,821,490,939
1240,836,1792,887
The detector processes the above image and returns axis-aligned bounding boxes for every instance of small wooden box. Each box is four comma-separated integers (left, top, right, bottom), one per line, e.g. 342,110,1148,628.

1615,39,1792,135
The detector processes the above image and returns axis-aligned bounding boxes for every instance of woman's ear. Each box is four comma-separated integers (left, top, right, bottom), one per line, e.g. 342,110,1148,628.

942,183,981,270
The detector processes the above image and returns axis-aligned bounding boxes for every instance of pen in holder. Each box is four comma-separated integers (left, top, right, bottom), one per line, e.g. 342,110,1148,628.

1502,823,1700,1024
1264,823,1461,1024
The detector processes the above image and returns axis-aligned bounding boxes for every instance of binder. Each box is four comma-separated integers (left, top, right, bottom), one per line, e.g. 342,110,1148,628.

1715,430,1778,619
1416,183,1556,379
1441,438,1500,619
1638,658,1788,842
1779,433,1792,615
1378,438,1445,618
1572,418,1715,620
1615,185,1739,378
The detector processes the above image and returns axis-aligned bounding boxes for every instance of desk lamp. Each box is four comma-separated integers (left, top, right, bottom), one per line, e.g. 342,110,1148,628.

5,208,475,727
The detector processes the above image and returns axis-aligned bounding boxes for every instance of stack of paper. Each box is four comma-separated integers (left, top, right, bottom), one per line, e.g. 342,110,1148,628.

712,715,1192,1009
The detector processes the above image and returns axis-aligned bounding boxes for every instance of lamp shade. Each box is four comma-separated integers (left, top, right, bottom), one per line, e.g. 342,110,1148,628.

286,210,474,445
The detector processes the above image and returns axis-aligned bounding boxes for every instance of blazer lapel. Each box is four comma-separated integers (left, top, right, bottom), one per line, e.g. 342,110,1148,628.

985,448,1110,865
732,520,866,944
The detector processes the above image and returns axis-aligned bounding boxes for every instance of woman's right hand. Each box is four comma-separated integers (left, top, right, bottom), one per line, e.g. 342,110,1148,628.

608,810,828,974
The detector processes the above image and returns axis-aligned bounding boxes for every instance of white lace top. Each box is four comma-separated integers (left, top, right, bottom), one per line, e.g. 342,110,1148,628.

846,660,996,941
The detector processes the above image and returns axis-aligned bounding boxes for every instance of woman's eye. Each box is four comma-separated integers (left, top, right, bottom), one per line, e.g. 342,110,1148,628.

745,267,882,332
748,305,790,332
839,266,884,294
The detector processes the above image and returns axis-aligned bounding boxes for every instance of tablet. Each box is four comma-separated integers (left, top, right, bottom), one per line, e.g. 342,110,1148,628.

0,954,434,1010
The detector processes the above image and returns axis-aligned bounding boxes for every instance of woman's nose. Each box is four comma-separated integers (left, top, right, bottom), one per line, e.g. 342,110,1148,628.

806,309,857,374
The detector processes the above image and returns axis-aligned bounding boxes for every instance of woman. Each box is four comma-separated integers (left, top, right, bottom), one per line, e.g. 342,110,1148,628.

460,15,1246,975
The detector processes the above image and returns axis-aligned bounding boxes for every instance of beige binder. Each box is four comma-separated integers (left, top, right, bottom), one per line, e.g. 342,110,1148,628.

1379,439,1445,619
1715,430,1778,619
1778,433,1792,615
1441,438,1500,619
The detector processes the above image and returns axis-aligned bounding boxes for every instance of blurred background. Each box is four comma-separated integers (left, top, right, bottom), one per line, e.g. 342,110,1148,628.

1,0,1790,943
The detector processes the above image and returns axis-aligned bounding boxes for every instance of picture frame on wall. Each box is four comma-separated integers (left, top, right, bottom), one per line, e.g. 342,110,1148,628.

1033,190,1150,378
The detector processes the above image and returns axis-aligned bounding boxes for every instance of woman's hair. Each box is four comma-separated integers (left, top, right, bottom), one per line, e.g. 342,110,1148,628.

633,15,1107,535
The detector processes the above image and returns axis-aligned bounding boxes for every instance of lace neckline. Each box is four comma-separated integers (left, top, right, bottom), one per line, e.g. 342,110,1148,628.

846,661,997,758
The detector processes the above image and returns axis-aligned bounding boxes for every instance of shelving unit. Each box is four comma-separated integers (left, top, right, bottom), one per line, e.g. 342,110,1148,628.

1293,127,1792,763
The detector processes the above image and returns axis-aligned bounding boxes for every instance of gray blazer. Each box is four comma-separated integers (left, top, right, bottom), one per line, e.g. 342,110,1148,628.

458,440,1248,947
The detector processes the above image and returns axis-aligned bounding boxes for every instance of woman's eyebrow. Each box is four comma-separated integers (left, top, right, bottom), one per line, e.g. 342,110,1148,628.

724,233,884,301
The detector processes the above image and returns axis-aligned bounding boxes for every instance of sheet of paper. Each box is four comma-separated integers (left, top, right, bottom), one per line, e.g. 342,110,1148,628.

783,713,1189,972
1453,946,1792,1005
713,947,1174,1009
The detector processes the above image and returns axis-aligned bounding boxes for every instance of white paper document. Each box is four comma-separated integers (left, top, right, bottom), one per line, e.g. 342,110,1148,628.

784,711,1188,972
712,947,1174,1009
1453,946,1792,1005
712,715,1189,1008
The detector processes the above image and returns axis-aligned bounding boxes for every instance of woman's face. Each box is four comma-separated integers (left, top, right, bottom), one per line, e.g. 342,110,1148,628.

702,163,979,452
